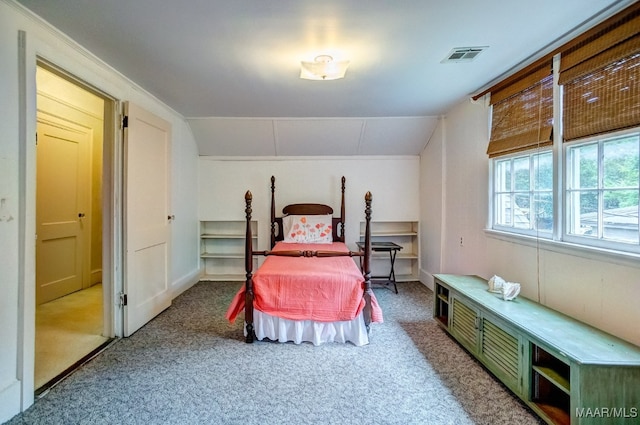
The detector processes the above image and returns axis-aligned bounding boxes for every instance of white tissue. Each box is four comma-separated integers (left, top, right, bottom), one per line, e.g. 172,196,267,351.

487,275,505,293
501,281,521,301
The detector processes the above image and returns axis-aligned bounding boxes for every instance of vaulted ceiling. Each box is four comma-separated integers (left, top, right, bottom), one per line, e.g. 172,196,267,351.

16,0,633,156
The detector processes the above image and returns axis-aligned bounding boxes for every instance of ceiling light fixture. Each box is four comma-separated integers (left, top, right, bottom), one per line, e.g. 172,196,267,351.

300,55,350,80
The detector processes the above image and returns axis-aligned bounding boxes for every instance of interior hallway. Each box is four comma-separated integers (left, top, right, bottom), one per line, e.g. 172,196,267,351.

35,283,110,392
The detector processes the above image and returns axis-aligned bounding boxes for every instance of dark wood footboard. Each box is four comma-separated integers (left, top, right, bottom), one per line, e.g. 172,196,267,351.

244,191,255,343
242,181,373,343
361,191,373,331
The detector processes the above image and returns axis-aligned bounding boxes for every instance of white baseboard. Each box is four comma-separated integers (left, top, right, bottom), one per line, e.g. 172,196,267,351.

171,268,202,299
91,268,102,285
0,379,21,423
419,268,435,291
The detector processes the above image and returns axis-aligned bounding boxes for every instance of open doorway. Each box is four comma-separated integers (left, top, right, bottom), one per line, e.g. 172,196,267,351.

34,63,115,393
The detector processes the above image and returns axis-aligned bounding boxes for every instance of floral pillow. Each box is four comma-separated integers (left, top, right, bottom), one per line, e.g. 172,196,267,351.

282,214,333,244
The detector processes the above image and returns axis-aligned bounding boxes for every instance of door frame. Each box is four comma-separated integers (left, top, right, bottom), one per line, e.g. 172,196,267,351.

15,28,129,412
36,58,122,340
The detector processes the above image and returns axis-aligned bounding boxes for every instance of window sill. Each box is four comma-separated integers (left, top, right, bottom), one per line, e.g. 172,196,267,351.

484,229,640,269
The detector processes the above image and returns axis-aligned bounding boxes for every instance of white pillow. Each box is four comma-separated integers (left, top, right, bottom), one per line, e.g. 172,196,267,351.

282,214,333,243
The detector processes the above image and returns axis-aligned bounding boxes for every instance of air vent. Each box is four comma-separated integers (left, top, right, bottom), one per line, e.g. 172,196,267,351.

441,46,488,63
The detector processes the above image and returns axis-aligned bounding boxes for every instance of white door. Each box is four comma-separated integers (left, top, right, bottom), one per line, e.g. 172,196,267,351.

35,117,91,305
123,102,172,336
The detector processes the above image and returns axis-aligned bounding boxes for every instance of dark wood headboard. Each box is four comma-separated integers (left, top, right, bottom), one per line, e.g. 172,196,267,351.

270,176,346,247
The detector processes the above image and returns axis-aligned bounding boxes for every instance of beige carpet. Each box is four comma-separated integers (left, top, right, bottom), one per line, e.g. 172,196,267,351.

35,283,109,389
10,282,544,425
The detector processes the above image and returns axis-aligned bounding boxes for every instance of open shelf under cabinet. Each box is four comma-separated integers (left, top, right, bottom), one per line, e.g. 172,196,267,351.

433,274,640,425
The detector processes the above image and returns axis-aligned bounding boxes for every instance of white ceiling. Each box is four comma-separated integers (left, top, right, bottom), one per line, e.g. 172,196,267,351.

189,117,439,156
16,0,633,156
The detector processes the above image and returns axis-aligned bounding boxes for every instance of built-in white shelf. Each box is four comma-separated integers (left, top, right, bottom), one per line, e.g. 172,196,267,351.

200,220,257,281
359,221,420,282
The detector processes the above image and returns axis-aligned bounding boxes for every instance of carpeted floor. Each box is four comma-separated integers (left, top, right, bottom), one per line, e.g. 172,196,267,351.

35,283,109,389
7,281,544,425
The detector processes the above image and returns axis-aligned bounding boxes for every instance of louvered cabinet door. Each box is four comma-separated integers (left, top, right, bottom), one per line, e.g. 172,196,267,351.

450,296,480,355
480,315,523,395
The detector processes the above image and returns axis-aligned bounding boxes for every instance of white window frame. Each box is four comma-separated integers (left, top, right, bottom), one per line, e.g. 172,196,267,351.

486,56,640,266
491,149,554,238
563,128,640,254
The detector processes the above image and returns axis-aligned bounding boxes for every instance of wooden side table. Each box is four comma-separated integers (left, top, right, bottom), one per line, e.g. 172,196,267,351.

356,241,403,293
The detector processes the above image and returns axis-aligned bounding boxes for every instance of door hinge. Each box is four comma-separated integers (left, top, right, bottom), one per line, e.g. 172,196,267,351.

35,132,38,145
119,292,128,307
122,115,129,129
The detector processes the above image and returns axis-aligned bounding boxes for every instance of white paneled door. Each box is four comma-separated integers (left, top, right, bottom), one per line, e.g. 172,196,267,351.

123,102,172,336
35,117,91,305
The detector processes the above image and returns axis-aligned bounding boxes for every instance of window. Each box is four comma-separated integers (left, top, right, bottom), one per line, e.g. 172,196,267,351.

565,130,640,249
487,64,554,238
485,4,640,256
493,150,553,236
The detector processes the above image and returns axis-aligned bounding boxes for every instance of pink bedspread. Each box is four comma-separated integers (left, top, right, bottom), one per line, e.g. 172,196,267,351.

226,242,383,323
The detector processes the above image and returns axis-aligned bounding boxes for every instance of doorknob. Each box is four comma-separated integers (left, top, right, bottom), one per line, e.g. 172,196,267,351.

168,215,175,221
78,213,86,218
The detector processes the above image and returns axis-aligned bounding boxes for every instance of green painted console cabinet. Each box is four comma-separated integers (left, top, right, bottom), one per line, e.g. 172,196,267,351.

433,274,640,425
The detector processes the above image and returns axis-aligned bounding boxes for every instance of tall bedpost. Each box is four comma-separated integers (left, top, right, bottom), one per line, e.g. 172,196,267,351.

244,190,255,343
340,176,346,241
363,191,373,331
270,176,276,249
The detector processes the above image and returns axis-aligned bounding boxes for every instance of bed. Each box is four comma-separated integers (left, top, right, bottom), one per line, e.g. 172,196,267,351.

225,176,383,346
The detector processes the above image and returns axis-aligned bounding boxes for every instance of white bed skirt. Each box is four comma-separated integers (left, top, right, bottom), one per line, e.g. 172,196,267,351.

245,309,370,346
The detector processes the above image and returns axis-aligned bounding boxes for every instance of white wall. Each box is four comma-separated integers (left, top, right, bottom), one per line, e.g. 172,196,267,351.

170,120,200,293
199,157,420,251
420,97,640,347
0,1,199,420
419,117,445,284
0,2,22,416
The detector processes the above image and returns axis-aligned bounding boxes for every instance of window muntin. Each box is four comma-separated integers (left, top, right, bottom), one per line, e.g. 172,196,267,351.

493,150,553,236
566,131,640,249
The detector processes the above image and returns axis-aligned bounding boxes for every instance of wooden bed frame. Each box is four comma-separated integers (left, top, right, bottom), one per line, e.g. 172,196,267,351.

242,176,373,343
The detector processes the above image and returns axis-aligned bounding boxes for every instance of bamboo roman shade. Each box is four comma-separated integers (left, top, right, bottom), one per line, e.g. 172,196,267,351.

486,64,553,158
559,6,640,141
